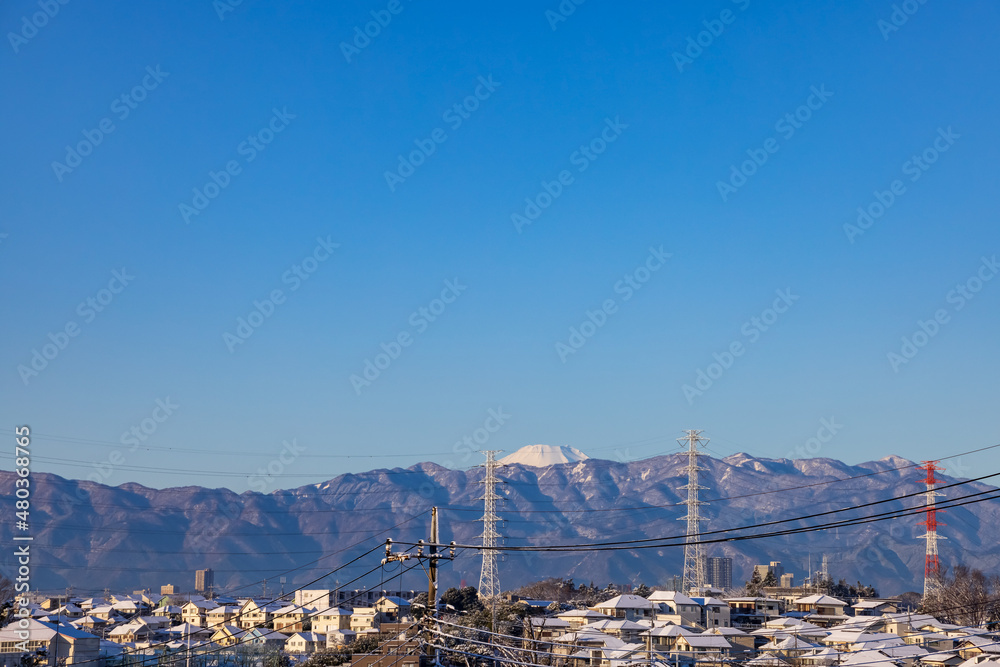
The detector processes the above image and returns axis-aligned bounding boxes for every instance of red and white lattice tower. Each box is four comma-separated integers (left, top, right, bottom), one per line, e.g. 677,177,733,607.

917,461,946,597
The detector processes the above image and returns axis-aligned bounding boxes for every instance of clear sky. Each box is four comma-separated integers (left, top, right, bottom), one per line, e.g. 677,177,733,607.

2,1,999,492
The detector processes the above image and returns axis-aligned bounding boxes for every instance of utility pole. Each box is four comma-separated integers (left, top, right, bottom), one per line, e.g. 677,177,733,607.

428,508,439,611
384,509,455,667
678,430,708,594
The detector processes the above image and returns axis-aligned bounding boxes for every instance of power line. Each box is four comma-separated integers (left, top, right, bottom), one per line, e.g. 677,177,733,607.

395,472,1000,553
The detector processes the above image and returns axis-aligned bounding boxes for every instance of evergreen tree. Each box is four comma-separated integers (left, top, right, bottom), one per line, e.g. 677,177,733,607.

746,570,764,596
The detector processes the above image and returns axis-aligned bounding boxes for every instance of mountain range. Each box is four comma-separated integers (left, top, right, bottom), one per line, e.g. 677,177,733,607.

3,448,998,597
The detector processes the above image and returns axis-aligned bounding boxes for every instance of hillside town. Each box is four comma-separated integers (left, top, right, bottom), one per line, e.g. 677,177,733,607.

2,577,1000,667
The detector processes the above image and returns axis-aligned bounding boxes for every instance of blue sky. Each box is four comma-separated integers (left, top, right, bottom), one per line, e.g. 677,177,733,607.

2,0,999,492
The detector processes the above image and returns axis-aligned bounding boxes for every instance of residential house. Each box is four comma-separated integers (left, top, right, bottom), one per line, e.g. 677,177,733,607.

958,637,1000,660
674,633,732,664
643,625,695,654
375,596,412,622
210,624,246,647
243,628,289,648
791,595,849,627
295,589,334,609
326,629,357,648
591,595,654,623
313,607,352,634
351,607,379,633
559,609,613,631
648,591,703,627
580,620,647,643
526,617,571,644
181,600,218,627
51,604,84,620
853,599,899,616
88,605,117,621
705,627,755,657
691,597,732,628
70,616,109,634
237,599,284,630
0,619,100,667
726,598,785,629
286,632,326,653
205,605,239,628
107,621,153,644
273,604,309,633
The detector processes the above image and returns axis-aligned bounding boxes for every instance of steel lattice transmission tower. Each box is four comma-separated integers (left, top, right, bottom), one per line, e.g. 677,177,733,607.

918,461,946,598
678,430,708,594
477,450,504,602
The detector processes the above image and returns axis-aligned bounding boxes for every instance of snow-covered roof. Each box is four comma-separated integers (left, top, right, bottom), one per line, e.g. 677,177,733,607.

594,595,654,609
559,609,611,619
582,619,647,632
647,591,697,605
762,636,818,651
794,594,848,606
529,617,571,628
679,634,731,649
746,653,791,667
644,625,694,637
690,596,727,607
0,619,97,641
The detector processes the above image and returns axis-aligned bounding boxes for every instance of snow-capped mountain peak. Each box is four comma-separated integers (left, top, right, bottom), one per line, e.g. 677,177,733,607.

500,444,589,467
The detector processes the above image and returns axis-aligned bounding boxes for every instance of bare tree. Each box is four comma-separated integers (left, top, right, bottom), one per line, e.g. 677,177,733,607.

0,574,16,626
921,565,1000,627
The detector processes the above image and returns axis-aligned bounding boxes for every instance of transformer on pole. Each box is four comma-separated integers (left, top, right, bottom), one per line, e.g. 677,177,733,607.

678,430,708,594
918,461,946,597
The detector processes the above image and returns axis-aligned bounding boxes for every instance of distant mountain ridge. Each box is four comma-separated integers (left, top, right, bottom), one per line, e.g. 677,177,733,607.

2,451,997,596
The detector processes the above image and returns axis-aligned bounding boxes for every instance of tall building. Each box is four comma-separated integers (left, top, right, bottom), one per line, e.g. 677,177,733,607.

702,556,733,590
161,584,176,595
195,568,214,594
